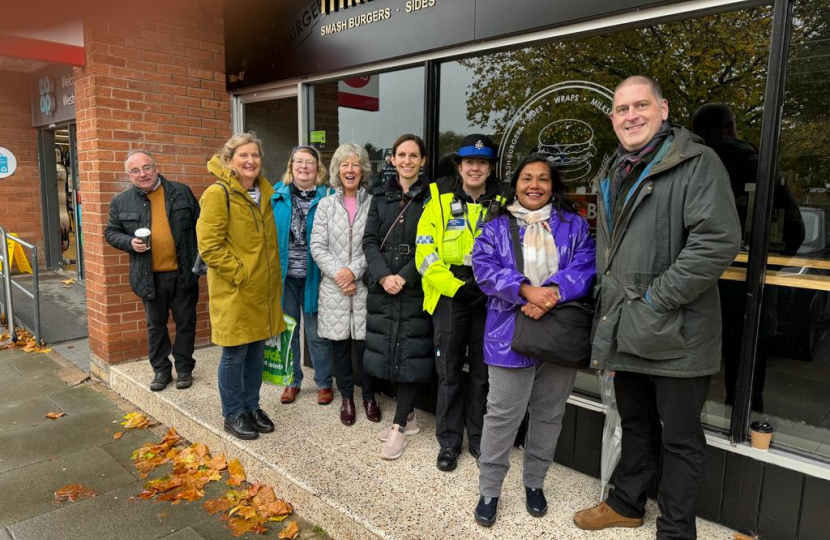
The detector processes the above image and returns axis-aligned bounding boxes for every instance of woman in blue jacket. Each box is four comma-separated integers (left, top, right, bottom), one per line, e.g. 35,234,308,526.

272,146,335,406
471,155,596,526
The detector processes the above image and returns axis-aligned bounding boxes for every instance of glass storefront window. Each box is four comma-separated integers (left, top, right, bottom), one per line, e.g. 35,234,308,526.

439,5,773,433
243,97,299,181
308,67,425,185
754,0,830,459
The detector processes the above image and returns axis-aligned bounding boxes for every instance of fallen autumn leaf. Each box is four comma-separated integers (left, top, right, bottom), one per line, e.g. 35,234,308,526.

54,483,98,504
45,412,66,420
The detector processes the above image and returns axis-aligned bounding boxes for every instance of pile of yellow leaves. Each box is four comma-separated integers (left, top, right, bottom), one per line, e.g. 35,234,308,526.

53,483,97,504
204,482,296,537
113,412,156,439
129,427,298,538
0,328,50,353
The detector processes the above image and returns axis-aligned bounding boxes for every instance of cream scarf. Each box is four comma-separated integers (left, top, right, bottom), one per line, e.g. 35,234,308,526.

507,201,559,286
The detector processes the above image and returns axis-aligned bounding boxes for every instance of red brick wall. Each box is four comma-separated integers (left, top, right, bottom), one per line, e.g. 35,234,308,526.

75,0,231,371
0,73,43,262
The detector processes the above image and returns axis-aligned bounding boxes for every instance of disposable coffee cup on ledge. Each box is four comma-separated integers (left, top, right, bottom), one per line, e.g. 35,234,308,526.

135,228,151,249
750,420,774,451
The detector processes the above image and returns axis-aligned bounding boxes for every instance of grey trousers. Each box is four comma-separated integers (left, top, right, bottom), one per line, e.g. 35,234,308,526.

478,363,576,497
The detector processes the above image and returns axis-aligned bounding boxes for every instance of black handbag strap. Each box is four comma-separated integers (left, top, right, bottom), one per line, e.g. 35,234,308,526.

508,216,524,274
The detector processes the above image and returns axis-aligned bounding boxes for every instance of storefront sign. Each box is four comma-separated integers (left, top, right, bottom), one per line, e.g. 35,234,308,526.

0,147,17,179
226,0,676,89
31,64,75,127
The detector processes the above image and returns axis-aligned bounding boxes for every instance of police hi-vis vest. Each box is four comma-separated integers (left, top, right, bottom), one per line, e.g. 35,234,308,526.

415,182,504,314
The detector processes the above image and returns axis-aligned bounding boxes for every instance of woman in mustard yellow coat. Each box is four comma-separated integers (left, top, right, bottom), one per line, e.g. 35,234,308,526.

197,132,285,441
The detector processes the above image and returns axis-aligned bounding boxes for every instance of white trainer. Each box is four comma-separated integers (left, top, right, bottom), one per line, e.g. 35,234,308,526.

377,411,420,441
380,424,408,460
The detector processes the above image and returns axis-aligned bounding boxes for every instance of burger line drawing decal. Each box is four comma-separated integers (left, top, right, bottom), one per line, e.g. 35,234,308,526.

498,81,615,186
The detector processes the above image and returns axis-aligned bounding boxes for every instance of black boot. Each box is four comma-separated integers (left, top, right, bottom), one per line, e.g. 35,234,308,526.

525,487,548,517
436,447,461,472
250,409,275,433
224,412,258,440
149,372,172,392
474,495,499,527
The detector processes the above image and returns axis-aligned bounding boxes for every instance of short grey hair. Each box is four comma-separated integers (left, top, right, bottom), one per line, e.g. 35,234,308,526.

123,149,155,172
329,143,372,190
615,75,663,101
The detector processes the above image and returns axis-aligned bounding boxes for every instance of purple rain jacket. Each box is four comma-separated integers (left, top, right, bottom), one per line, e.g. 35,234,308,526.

471,209,596,368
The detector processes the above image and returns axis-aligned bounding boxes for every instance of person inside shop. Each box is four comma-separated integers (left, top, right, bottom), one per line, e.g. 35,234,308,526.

470,154,595,527
692,102,805,414
310,143,380,426
414,134,504,472
362,134,434,460
197,132,285,440
105,150,200,393
573,76,741,539
272,146,335,407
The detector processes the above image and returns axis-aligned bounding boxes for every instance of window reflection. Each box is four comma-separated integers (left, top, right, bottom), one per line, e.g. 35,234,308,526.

756,0,830,460
439,6,772,435
308,67,425,185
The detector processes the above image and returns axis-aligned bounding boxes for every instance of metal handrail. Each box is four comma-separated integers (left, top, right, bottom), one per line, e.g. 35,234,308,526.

0,227,41,344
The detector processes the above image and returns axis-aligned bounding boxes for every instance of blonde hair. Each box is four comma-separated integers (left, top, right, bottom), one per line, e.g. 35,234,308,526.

281,146,328,186
329,143,372,190
219,132,264,173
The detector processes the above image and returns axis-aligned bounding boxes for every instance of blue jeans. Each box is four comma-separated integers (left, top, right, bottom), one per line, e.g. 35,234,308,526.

283,276,333,389
218,340,265,419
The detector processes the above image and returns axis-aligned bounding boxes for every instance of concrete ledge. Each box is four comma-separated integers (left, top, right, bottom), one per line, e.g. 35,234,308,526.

110,346,736,540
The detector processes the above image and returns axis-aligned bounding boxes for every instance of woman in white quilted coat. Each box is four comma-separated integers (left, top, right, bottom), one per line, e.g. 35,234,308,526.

311,143,380,427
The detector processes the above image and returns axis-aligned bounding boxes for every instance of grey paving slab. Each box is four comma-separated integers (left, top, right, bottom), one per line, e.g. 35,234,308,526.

0,526,10,540
100,428,164,480
0,446,137,527
0,369,68,405
46,385,114,416
160,527,208,540
0,394,59,435
0,408,123,473
7,353,58,376
51,339,91,373
7,483,208,540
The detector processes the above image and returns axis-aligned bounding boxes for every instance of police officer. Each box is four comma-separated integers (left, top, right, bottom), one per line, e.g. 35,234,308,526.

416,134,504,471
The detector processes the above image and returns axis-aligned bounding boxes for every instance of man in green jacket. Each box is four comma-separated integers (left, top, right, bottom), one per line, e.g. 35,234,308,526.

573,76,740,540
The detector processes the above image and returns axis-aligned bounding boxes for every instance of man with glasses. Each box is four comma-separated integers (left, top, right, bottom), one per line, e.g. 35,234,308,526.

573,76,740,539
105,150,201,391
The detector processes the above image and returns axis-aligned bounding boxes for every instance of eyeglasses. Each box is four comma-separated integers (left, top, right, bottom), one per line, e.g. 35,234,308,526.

292,158,317,167
128,164,156,176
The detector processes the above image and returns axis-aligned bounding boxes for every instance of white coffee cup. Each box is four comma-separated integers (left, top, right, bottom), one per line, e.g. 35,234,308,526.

135,228,151,249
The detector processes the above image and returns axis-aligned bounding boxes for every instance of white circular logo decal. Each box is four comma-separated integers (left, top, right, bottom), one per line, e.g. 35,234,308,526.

499,81,615,184
0,147,18,179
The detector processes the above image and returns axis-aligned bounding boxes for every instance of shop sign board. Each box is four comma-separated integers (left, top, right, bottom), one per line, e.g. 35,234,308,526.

225,0,675,90
31,64,75,127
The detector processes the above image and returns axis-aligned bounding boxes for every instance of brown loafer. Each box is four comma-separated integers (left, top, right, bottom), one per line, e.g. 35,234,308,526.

363,399,381,423
317,388,334,405
340,397,356,426
280,387,299,404
573,502,643,530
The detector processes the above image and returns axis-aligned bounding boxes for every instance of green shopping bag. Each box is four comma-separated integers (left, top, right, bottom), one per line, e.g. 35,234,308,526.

262,314,297,386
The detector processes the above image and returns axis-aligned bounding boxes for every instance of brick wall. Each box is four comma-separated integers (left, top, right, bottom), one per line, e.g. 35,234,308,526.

74,0,231,375
0,73,43,263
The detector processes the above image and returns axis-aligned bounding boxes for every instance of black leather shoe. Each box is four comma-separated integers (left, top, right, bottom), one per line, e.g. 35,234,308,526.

469,446,481,460
474,495,499,527
175,372,192,389
149,372,173,392
250,409,275,433
436,447,461,472
224,412,259,440
525,487,548,517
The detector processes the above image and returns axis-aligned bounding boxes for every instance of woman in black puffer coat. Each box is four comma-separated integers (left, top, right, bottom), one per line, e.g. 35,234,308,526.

362,134,434,461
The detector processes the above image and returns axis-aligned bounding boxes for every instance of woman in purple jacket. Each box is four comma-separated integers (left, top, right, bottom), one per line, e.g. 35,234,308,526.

471,155,596,527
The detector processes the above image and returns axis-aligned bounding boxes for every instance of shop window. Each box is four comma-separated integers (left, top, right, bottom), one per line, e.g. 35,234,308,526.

307,67,425,184
243,97,299,182
753,0,830,460
439,4,773,433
